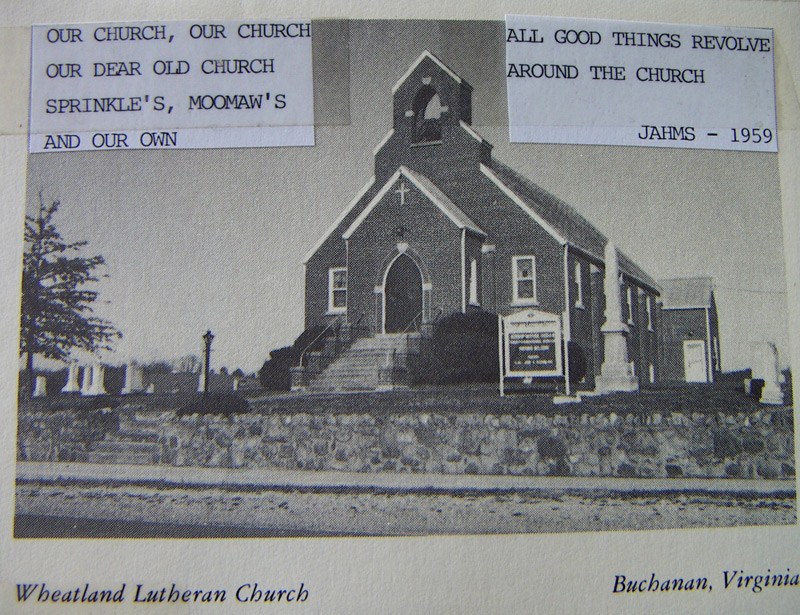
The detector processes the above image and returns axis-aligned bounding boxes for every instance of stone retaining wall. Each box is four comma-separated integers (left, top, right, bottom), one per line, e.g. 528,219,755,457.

17,406,795,480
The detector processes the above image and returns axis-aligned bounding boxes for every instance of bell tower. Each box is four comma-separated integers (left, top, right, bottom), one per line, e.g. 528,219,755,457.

391,51,473,139
374,51,490,183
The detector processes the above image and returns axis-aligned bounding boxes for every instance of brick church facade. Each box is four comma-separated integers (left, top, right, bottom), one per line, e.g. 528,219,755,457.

302,51,662,390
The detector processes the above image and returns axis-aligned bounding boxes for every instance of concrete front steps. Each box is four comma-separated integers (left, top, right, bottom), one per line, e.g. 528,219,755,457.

309,334,419,392
75,410,163,465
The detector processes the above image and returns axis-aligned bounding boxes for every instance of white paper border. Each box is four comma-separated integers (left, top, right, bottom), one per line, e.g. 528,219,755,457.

1,2,799,613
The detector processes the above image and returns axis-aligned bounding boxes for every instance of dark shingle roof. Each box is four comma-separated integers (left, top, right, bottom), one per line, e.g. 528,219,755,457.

490,159,659,292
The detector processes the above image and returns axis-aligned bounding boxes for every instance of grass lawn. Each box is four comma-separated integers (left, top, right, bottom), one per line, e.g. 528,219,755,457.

242,373,786,417
19,372,790,418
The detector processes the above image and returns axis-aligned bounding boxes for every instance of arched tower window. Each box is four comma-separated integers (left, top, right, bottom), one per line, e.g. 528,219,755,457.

412,86,444,143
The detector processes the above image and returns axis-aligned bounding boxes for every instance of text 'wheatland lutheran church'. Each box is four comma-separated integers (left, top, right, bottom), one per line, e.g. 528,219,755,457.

300,51,720,392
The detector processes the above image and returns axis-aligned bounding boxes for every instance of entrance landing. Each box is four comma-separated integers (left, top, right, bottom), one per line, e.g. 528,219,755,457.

309,333,418,392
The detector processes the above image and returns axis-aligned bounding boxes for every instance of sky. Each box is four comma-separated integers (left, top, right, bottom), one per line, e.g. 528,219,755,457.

25,19,789,373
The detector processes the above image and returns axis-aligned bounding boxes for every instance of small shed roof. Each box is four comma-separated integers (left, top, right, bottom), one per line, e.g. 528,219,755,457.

660,277,714,309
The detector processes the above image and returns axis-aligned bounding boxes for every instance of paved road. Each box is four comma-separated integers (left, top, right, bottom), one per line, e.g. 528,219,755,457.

16,461,797,495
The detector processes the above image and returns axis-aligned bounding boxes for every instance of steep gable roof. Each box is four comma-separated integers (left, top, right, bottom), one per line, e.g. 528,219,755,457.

488,158,660,293
660,277,714,309
302,176,376,264
403,168,485,236
343,166,485,240
391,50,466,94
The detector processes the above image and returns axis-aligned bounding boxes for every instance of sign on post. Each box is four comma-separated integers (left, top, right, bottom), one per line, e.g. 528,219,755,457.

499,309,563,396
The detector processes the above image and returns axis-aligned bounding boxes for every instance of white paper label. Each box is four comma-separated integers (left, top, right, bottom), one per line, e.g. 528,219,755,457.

29,20,314,152
505,15,777,152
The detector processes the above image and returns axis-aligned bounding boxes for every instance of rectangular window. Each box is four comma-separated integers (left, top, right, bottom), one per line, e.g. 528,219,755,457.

646,295,653,331
512,255,537,304
574,261,584,308
469,258,480,306
328,267,347,313
626,285,634,324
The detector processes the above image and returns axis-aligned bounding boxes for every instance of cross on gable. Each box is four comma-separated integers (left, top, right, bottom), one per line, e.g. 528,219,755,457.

395,181,410,205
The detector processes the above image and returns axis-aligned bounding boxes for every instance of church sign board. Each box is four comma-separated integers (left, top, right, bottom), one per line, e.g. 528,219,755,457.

500,309,563,385
508,327,559,374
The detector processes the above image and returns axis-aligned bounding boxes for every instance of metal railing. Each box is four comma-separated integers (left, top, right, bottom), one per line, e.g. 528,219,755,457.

401,310,425,333
296,312,368,368
351,312,367,335
297,316,342,367
399,307,443,335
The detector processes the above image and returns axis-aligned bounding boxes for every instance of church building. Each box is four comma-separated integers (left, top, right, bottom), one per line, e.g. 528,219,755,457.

302,51,662,391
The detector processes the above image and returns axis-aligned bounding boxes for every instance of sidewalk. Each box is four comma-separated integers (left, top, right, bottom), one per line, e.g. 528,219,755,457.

16,461,796,496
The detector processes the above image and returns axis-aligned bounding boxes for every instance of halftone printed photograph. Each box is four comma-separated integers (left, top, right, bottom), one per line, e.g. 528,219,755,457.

14,19,795,539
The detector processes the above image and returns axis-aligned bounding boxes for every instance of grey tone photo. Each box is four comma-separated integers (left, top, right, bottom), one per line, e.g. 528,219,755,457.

15,19,795,537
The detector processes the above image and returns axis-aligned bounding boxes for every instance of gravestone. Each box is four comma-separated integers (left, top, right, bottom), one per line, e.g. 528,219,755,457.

751,341,783,405
120,361,145,394
61,362,80,394
85,363,107,396
32,375,47,397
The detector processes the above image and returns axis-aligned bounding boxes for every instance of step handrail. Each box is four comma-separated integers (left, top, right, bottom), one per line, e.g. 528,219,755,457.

298,316,342,367
352,311,366,334
401,310,424,333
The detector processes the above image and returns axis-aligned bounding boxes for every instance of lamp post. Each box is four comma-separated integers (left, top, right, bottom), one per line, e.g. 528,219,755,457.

202,329,214,397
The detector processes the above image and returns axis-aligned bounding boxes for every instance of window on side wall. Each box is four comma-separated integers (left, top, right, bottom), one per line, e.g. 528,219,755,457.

626,285,634,325
469,258,479,306
328,267,347,313
575,261,584,308
512,255,537,304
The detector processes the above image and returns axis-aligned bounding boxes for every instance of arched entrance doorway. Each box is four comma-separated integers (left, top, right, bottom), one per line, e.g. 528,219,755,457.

384,254,423,333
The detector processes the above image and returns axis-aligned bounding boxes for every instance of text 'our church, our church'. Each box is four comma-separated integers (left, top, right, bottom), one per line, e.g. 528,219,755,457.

16,32,793,541
297,51,721,393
